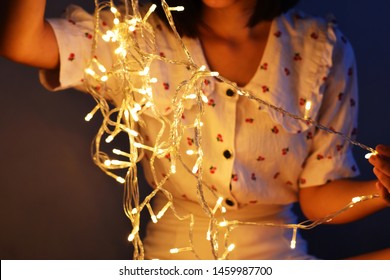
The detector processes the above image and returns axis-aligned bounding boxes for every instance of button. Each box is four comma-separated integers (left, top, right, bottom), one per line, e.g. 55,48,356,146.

226,89,235,97
223,150,232,159
225,198,235,207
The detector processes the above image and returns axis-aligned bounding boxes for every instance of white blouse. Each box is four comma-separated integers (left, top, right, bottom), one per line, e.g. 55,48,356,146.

41,4,359,211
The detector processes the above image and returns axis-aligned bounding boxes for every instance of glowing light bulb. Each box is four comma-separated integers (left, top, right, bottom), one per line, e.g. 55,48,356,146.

130,108,139,122
102,34,110,42
228,244,235,252
125,128,139,137
290,228,297,249
206,230,211,241
305,100,312,111
128,226,139,242
212,197,224,214
113,18,120,25
169,6,185,12
156,202,172,219
219,221,228,227
97,64,106,73
105,135,114,143
133,142,142,148
185,93,197,99
143,4,157,22
116,176,126,184
85,68,96,76
192,163,199,174
104,160,111,167
139,67,150,76
170,248,179,254
101,75,108,82
365,151,377,159
304,101,312,119
84,105,100,122
85,113,93,122
290,240,296,249
110,7,118,14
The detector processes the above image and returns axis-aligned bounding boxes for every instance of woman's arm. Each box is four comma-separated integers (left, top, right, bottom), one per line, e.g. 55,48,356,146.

299,177,388,224
0,0,59,69
300,144,390,224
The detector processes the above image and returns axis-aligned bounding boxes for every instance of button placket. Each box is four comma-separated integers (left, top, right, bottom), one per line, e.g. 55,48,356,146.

226,88,235,97
223,149,233,159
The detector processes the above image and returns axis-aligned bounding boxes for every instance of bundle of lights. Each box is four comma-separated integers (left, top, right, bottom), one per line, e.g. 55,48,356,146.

84,0,379,259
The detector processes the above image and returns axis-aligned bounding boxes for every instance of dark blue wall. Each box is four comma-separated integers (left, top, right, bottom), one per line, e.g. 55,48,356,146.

0,0,389,259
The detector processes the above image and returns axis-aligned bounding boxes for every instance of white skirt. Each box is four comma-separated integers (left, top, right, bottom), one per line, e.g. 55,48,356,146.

143,194,316,260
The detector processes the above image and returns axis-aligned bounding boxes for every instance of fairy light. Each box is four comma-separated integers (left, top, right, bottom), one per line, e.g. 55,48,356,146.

156,201,173,219
84,104,100,121
168,6,185,12
116,176,126,184
128,225,139,242
212,197,224,214
365,151,377,159
82,1,381,260
304,100,312,119
290,227,298,249
219,221,228,227
170,247,193,254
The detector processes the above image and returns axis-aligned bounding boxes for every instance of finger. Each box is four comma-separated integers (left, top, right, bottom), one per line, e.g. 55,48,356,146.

369,156,390,177
376,182,390,205
373,167,390,189
375,144,390,158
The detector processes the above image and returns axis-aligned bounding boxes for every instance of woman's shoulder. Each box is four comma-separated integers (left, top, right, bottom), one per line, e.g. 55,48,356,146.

275,9,353,59
276,9,335,39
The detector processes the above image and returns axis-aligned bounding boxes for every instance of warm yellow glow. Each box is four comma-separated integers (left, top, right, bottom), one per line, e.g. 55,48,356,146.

228,244,235,252
110,6,118,14
128,225,139,242
305,100,312,111
290,240,296,249
219,221,228,227
105,135,114,143
169,6,185,11
170,248,179,254
156,202,172,219
85,68,96,76
116,176,126,184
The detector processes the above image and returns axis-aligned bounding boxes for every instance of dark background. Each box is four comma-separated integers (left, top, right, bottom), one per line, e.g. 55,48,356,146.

0,0,389,259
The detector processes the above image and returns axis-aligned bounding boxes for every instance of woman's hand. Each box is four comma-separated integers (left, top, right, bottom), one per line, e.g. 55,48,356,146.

369,144,390,205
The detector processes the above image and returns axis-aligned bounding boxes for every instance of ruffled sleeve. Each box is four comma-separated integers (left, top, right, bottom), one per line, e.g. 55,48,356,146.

39,5,113,94
299,23,360,188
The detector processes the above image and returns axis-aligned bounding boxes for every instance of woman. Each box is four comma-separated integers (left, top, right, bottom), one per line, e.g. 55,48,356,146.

0,0,389,259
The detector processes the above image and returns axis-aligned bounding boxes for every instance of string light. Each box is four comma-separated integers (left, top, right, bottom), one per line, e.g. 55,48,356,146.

83,1,380,260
